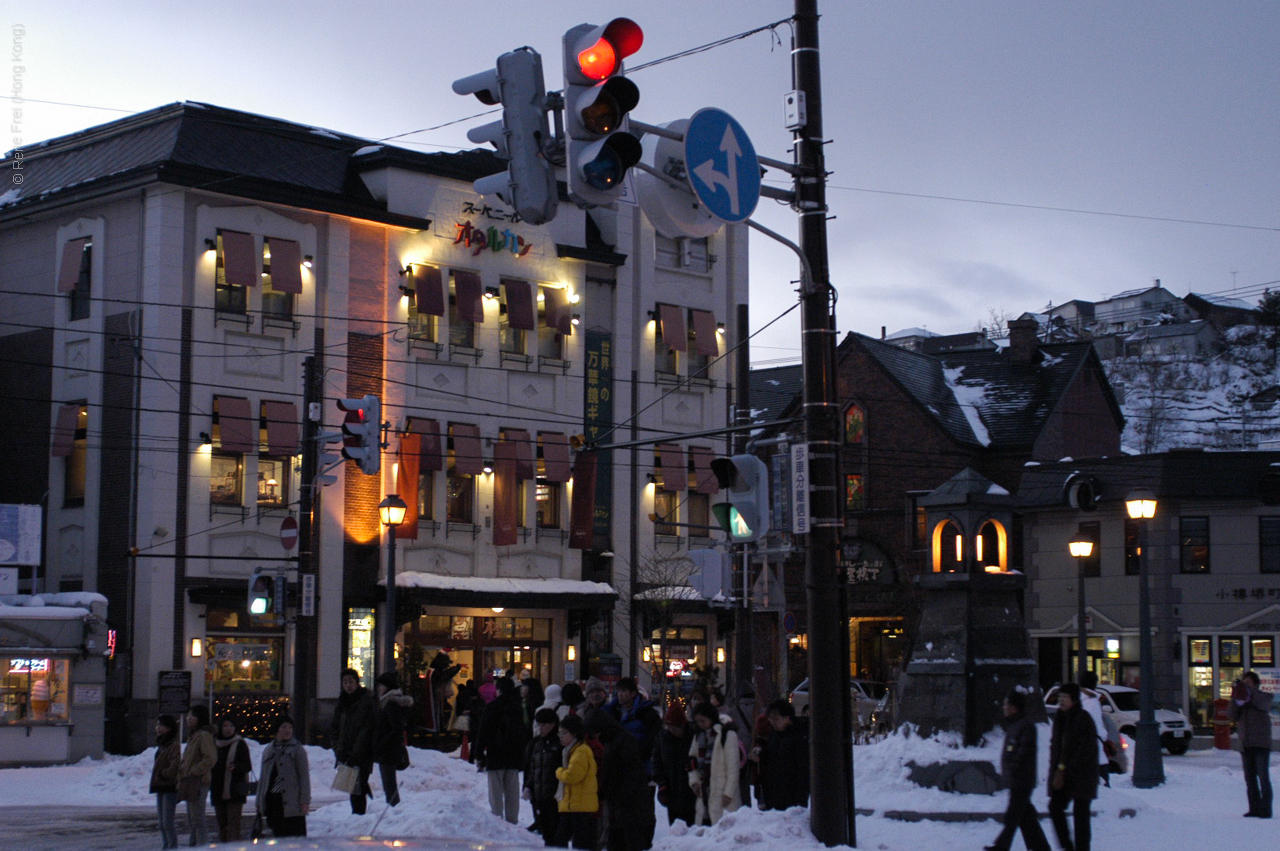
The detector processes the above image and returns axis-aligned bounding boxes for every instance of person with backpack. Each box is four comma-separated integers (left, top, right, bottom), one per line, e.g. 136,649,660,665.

687,701,741,825
524,707,564,844
476,675,531,824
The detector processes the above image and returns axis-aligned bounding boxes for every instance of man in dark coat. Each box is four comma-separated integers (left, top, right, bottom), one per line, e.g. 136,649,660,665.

592,713,650,851
1048,683,1098,851
1229,670,1274,818
653,702,697,826
331,668,378,814
986,690,1051,851
606,677,660,848
523,707,563,844
373,671,413,807
759,699,810,811
476,676,530,824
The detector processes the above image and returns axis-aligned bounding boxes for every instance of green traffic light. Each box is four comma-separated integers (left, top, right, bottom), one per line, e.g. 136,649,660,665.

712,503,755,540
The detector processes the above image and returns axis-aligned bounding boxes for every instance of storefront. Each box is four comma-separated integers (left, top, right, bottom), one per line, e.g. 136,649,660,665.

0,594,110,766
1182,615,1279,733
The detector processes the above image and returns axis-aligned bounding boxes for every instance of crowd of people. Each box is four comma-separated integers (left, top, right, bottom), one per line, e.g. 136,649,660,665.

149,666,813,847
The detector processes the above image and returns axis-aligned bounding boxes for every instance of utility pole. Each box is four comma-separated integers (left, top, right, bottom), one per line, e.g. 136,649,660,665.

294,355,319,741
732,303,754,716
794,0,854,845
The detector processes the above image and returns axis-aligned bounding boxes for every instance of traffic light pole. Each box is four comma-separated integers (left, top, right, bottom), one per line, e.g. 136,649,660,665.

793,1,854,845
294,355,319,742
731,303,755,718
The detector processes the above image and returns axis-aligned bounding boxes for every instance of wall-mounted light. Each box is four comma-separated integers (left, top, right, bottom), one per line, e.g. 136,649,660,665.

484,285,500,300
1106,638,1121,658
642,646,651,662
568,291,581,305
204,238,217,252
199,432,212,447
567,645,577,662
647,309,658,321
482,461,495,475
303,255,314,269
491,606,505,614
645,472,657,485
571,313,581,326
398,264,413,277
190,638,203,658
716,322,726,335
398,283,415,298
716,646,726,664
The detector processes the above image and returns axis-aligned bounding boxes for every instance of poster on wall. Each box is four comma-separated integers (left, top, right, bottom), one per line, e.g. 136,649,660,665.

1254,669,1280,741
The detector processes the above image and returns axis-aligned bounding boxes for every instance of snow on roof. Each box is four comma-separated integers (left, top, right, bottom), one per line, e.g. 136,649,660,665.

942,366,992,446
1189,292,1254,311
395,572,615,596
987,483,1010,495
0,592,107,618
353,145,386,157
633,585,704,601
886,327,939,340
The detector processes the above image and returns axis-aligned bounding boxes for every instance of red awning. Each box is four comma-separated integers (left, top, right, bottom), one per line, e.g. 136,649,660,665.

568,450,598,550
656,444,686,492
262,401,299,455
220,230,258,287
410,418,443,471
503,429,535,480
540,432,571,483
691,309,719,357
217,396,256,453
57,238,87,294
51,404,80,457
504,279,536,331
414,265,445,317
544,287,572,336
492,442,519,547
451,423,484,475
691,446,720,494
453,271,484,324
659,303,686,352
268,238,303,294
396,433,421,541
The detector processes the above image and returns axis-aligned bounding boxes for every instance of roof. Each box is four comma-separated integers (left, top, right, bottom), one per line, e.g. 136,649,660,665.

1187,292,1255,312
748,363,804,425
1124,321,1214,341
395,572,617,609
0,101,503,227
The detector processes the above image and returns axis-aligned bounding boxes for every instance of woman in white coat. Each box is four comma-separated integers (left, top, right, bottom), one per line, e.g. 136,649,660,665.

687,702,742,825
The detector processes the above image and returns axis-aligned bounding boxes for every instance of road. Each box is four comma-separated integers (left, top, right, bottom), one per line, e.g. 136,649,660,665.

2,806,160,851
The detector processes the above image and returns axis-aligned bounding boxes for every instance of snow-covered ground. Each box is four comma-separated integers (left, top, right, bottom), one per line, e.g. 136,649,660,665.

0,728,1272,849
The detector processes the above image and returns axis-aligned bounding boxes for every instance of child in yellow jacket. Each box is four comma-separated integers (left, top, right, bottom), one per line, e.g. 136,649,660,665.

553,714,598,848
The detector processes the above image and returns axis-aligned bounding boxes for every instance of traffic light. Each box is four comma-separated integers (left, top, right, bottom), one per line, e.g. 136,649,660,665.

337,395,382,476
248,568,273,615
710,454,771,543
562,18,643,206
453,47,558,225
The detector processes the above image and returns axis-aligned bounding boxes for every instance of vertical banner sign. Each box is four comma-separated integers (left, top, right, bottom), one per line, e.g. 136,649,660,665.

584,330,614,544
791,442,810,535
273,574,286,615
493,442,519,547
301,574,316,617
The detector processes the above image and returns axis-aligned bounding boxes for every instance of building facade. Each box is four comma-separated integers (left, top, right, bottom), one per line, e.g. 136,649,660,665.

0,102,744,755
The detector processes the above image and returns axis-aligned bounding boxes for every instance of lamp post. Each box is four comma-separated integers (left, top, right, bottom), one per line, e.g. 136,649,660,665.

1068,538,1094,684
1125,487,1164,788
379,494,408,675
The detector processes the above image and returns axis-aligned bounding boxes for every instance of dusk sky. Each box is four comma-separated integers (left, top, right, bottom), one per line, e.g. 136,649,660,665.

8,1,1277,364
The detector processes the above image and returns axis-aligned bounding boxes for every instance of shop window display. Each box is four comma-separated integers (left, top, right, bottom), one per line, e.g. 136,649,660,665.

2,658,70,724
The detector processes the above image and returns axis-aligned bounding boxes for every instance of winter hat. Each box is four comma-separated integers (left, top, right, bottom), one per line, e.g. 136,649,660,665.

560,682,585,707
663,703,687,727
375,671,399,690
543,683,563,705
584,676,607,696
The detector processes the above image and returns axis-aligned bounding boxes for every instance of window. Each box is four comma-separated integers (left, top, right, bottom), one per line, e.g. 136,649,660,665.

537,286,564,360
261,238,294,320
418,471,435,522
1180,516,1210,573
65,240,92,321
449,271,480,350
845,404,865,445
688,492,710,535
446,424,475,526
1124,518,1142,576
211,396,254,507
2,658,70,724
61,404,87,505
257,400,298,508
408,297,438,343
500,279,535,356
934,520,963,572
906,492,929,551
215,230,253,314
256,458,286,507
845,474,864,511
536,480,561,529
211,454,244,506
687,314,710,379
1077,521,1101,578
654,490,679,537
1260,517,1280,573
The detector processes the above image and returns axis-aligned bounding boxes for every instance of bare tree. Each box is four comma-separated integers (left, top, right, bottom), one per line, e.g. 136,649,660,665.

629,550,704,706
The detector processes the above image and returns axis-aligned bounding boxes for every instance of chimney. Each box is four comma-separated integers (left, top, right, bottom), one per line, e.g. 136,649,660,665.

1007,318,1040,363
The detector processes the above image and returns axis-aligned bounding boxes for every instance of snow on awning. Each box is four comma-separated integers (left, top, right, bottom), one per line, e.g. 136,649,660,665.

395,572,617,610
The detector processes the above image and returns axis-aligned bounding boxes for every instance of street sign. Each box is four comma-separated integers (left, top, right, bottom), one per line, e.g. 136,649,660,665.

301,573,315,617
783,611,797,634
279,516,298,551
684,108,760,223
790,443,810,535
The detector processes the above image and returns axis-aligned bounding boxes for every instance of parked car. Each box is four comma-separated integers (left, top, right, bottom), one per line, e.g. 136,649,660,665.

789,678,888,728
1044,684,1192,755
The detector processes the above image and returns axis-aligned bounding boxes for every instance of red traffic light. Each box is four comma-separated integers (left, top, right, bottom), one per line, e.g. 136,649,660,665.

568,18,643,83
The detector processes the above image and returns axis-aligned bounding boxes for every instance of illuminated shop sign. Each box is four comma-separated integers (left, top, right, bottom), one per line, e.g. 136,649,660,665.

454,220,533,257
9,658,50,673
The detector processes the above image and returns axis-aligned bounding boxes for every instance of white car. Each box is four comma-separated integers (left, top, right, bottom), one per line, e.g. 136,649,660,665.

1044,684,1192,755
789,678,888,728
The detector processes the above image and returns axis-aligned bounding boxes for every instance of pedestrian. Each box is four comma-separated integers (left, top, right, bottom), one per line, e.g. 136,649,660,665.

521,678,546,730
1048,683,1098,851
150,714,182,850
560,682,586,718
553,714,599,849
374,670,413,807
210,716,252,841
178,704,217,847
1229,670,1274,818
524,707,564,844
652,702,696,826
592,712,649,851
540,683,565,725
257,715,310,837
985,691,1050,851
1077,672,1111,787
331,667,377,814
758,699,810,811
476,675,530,823
606,677,661,847
429,647,462,731
687,701,741,825
580,677,610,727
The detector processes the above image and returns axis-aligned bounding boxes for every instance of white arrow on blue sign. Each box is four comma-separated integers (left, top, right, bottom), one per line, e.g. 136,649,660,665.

684,107,760,224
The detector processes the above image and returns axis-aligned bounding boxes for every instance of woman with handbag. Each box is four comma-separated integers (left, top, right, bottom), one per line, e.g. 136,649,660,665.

211,717,253,841
374,671,414,807
331,668,377,814
1048,683,1099,851
257,715,311,837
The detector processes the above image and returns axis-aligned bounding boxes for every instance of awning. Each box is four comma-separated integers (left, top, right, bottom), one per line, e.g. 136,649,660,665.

220,230,258,287
408,417,443,471
656,443,686,492
502,428,535,480
540,432,571,483
267,238,303,294
690,446,720,494
51,404,80,457
57,238,88,293
450,423,484,476
395,572,617,610
544,287,572,336
503,278,536,331
217,396,256,453
690,309,719,357
454,270,484,324
262,401,299,455
413,265,445,317
659,303,686,352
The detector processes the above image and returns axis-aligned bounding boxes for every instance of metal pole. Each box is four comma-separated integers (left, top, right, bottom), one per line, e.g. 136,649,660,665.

295,355,318,741
1133,520,1165,787
793,0,853,845
1076,559,1087,684
733,304,754,713
384,528,398,676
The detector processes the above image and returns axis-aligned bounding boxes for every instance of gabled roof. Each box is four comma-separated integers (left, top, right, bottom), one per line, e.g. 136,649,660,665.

1124,321,1214,341
0,101,503,227
850,333,983,446
748,363,803,425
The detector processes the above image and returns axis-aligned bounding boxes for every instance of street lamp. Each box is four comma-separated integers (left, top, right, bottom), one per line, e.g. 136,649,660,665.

1125,487,1164,788
379,494,408,674
1068,537,1094,684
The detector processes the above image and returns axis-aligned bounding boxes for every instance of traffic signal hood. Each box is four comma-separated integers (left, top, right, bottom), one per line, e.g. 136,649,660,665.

453,48,558,225
710,454,771,543
562,19,644,206
248,568,273,615
337,395,382,476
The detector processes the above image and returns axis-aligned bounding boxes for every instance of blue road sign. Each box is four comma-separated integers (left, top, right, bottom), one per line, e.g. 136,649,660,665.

683,108,760,223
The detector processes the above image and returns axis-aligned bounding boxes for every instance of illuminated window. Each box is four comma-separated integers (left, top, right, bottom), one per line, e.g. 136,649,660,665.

654,490,679,537
214,230,251,314
845,474,864,511
934,520,964,572
1180,516,1210,574
1,658,70,724
977,520,1005,572
64,404,88,505
260,238,294,320
537,286,564,360
844,404,865,445
417,470,435,521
